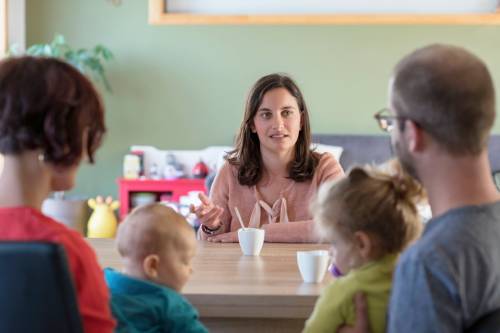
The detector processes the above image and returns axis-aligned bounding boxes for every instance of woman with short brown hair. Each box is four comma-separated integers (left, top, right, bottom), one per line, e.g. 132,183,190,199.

0,56,114,332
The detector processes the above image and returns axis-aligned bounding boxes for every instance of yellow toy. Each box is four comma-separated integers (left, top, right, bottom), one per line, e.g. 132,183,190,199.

87,196,119,238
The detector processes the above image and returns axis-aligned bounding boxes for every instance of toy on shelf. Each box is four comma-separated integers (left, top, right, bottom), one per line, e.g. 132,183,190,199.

192,159,209,179
131,150,145,177
149,162,161,180
163,153,185,179
87,196,119,238
123,154,141,179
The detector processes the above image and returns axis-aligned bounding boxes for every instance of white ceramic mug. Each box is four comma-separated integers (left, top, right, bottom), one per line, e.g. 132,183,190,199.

238,228,265,256
296,250,330,283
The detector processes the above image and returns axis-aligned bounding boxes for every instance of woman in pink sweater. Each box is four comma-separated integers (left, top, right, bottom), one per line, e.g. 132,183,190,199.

192,73,344,243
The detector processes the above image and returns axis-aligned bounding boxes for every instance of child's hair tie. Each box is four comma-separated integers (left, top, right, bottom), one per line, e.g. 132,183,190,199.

391,175,408,198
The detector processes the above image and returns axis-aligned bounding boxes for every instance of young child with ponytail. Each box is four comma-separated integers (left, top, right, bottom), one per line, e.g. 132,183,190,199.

303,161,424,333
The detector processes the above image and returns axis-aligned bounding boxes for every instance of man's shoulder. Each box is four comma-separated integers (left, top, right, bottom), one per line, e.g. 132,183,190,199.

426,201,500,242
434,200,500,224
400,201,500,267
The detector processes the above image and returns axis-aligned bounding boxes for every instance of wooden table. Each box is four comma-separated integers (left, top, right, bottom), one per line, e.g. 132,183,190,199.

87,238,331,333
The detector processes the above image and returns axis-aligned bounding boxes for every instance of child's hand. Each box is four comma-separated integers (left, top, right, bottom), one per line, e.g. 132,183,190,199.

190,193,224,230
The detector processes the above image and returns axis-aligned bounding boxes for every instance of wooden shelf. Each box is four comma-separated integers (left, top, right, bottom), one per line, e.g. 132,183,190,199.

149,0,500,25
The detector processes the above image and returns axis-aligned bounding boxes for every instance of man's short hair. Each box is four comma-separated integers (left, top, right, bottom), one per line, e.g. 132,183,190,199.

392,44,495,155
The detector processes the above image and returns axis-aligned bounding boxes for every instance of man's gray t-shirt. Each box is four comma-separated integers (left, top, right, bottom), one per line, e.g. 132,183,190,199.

388,201,500,332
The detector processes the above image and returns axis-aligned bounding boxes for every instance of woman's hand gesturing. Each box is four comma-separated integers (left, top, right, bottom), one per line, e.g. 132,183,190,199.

190,193,224,230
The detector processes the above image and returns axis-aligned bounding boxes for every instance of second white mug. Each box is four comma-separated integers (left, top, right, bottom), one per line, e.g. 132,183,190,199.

296,250,330,283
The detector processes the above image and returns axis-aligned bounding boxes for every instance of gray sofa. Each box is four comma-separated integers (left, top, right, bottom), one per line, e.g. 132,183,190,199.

313,134,500,172
206,134,500,192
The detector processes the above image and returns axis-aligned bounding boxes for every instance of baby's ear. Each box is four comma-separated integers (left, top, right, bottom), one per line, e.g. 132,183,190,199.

143,254,160,280
353,231,373,260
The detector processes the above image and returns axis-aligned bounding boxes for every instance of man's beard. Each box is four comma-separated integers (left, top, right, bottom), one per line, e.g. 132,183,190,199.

391,138,420,181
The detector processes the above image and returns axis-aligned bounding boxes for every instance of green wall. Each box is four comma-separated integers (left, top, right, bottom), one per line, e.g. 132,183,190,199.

27,0,500,198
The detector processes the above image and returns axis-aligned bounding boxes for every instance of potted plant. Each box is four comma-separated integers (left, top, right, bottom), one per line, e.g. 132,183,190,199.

10,34,114,92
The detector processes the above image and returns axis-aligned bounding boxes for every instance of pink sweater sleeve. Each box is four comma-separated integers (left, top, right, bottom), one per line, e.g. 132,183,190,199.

263,153,344,243
199,154,344,243
198,163,233,240
316,152,345,183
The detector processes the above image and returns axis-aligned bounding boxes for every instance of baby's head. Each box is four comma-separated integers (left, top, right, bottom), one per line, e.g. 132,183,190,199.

313,161,424,275
116,203,196,292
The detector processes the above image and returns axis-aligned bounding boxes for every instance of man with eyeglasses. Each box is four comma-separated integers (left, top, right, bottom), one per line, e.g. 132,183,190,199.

340,44,500,333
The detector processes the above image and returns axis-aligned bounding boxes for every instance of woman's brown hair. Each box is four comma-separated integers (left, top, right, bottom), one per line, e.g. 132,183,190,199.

0,56,106,166
313,160,424,257
226,73,320,186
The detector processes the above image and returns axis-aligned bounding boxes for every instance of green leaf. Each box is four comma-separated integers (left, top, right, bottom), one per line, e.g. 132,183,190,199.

19,34,114,93
26,44,46,56
43,45,53,56
7,44,20,56
53,34,66,45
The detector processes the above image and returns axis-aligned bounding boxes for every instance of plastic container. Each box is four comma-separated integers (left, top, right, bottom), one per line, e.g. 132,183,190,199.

131,192,157,208
42,196,90,235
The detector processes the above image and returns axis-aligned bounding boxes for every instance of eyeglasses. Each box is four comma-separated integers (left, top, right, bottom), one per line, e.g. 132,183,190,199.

374,108,405,133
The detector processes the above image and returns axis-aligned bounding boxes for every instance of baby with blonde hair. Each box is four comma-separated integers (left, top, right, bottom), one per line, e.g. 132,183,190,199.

303,161,424,333
104,203,207,333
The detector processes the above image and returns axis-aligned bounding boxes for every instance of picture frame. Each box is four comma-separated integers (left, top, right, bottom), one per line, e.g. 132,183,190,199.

148,0,500,25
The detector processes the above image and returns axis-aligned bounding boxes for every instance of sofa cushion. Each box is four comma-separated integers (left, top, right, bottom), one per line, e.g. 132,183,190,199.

313,134,392,170
313,134,500,172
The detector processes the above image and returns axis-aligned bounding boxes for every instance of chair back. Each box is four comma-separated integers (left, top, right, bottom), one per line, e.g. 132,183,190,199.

466,309,500,333
0,242,83,333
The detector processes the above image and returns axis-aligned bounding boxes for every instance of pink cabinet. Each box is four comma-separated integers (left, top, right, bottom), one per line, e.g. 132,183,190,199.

117,178,206,219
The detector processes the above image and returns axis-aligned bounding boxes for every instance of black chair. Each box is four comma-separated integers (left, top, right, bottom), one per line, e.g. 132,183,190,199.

0,242,84,333
466,309,500,333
